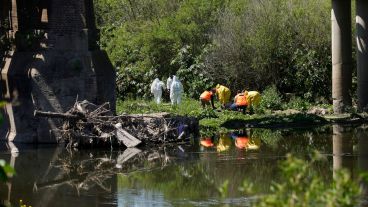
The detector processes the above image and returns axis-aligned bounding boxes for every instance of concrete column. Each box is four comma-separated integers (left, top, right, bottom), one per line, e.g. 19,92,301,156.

331,0,352,113
357,0,368,111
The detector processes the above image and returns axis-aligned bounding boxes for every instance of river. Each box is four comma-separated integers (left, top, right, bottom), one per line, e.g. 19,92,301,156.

0,124,366,206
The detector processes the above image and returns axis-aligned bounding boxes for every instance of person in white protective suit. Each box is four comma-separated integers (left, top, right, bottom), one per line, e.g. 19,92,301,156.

170,75,183,105
166,76,173,92
150,78,166,104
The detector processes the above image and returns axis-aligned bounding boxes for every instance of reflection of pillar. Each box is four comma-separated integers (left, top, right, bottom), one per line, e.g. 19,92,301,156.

358,126,368,199
10,0,18,34
331,0,352,113
357,0,368,111
332,125,353,178
6,142,18,204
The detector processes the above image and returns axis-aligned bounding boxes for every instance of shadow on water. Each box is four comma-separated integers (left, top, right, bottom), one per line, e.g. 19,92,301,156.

0,124,368,206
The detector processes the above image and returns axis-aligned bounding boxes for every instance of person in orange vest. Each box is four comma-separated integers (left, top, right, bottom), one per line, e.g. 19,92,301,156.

229,91,248,114
199,88,216,109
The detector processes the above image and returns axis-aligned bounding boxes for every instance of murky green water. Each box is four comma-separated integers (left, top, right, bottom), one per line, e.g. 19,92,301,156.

0,124,367,206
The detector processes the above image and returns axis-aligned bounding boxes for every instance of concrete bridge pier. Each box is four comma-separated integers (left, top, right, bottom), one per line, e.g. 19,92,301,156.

331,0,352,113
0,0,116,143
356,0,368,111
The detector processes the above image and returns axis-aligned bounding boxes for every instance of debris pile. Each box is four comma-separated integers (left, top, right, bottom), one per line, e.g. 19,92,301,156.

34,100,199,148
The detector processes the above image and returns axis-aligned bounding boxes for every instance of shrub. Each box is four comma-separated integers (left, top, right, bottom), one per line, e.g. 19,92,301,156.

206,0,331,99
238,152,360,207
286,96,311,111
258,85,283,111
97,0,335,101
96,0,225,100
174,45,214,98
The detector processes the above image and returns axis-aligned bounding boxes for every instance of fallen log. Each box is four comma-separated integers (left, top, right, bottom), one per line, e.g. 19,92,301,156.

34,110,80,119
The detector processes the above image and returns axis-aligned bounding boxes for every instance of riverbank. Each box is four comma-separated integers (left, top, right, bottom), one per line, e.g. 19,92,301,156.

117,98,368,130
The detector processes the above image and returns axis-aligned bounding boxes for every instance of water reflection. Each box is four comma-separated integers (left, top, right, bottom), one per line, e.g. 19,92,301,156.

0,145,118,207
2,125,368,206
332,124,354,177
357,126,368,206
200,130,261,153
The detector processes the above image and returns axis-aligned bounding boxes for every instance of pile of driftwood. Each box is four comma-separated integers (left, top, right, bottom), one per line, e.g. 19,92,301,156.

34,100,198,148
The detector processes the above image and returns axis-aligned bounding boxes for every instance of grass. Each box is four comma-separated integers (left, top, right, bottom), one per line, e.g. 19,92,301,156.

116,97,337,130
117,97,201,116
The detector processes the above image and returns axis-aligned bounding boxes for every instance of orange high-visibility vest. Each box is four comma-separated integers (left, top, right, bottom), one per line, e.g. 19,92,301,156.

235,94,247,106
200,91,213,101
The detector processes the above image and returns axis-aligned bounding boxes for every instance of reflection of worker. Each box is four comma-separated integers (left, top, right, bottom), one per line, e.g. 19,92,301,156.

200,137,214,148
231,129,261,150
230,91,248,114
150,78,166,104
217,133,232,152
235,136,249,149
170,76,184,106
215,84,231,109
200,88,216,109
247,136,261,150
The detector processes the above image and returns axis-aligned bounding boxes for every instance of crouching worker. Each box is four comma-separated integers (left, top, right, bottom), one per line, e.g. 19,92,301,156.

245,90,261,113
230,91,248,114
215,84,231,109
200,88,216,109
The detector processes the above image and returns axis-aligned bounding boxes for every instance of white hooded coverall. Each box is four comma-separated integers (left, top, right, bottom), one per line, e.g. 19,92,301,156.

150,78,165,104
167,76,173,92
170,76,183,105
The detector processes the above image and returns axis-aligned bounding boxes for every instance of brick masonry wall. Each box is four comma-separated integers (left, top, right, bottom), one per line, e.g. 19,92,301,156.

49,0,86,35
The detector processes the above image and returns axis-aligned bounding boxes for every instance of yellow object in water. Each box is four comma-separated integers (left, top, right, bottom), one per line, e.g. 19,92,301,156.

217,133,232,152
245,91,261,107
247,137,261,150
216,84,231,105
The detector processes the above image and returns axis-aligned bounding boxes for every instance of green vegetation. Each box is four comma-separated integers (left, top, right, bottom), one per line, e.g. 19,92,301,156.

0,15,11,61
0,159,15,183
237,153,360,207
0,101,4,125
116,85,333,129
118,163,219,200
0,101,15,184
95,0,334,103
257,85,283,112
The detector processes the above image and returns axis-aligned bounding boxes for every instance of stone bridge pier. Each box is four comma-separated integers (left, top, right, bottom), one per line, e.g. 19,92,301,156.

0,0,115,143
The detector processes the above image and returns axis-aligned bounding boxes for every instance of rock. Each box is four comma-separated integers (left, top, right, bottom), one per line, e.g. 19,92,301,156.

274,109,301,115
307,107,330,115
